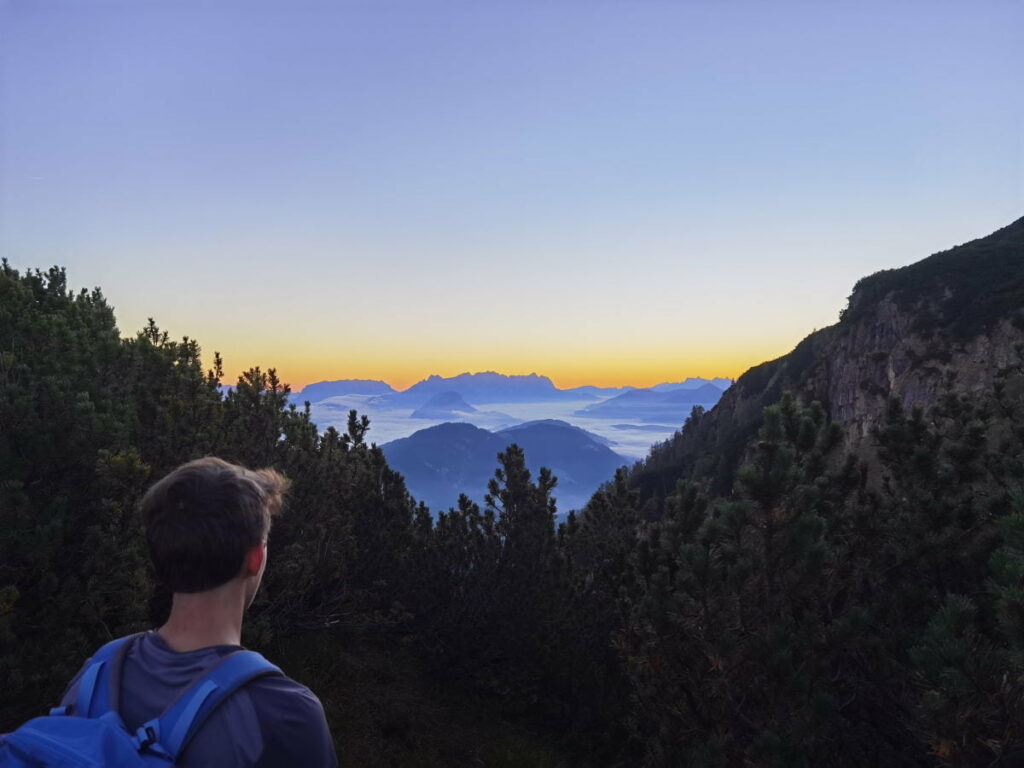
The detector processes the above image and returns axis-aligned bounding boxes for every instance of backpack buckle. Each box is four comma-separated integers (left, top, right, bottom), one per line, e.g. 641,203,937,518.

136,724,158,750
134,722,172,759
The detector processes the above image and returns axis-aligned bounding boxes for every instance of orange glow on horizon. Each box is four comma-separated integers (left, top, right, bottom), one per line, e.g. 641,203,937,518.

216,346,792,394
174,309,811,395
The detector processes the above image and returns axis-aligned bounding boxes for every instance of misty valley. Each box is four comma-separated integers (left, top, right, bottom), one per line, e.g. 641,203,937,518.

296,372,729,513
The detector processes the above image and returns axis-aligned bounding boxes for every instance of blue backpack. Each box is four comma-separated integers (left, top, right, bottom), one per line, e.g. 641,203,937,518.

0,634,281,766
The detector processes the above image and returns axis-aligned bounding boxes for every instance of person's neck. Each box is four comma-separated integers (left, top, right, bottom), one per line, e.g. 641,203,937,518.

157,581,247,652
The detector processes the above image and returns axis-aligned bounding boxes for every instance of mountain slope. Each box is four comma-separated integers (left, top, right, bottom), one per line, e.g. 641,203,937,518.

410,391,478,419
630,217,1024,500
382,421,628,513
499,419,616,447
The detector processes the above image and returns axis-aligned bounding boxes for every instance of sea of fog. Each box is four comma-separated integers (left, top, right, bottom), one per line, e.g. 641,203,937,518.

303,395,681,461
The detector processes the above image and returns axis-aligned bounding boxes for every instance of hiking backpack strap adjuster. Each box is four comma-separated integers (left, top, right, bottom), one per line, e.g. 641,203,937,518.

132,722,172,759
144,650,282,761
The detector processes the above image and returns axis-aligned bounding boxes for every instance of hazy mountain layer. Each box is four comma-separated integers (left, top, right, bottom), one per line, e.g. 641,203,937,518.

378,372,570,407
575,382,725,422
381,420,628,513
651,377,733,392
297,379,395,403
299,373,730,410
409,391,478,419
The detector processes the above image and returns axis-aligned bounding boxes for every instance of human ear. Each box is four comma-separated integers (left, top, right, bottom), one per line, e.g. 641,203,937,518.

245,542,266,577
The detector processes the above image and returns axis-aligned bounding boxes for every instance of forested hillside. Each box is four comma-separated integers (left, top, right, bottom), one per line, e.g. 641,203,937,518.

2,216,1024,767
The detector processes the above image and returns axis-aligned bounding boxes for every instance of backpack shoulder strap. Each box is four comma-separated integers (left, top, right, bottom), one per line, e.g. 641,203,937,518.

74,633,143,718
136,650,282,762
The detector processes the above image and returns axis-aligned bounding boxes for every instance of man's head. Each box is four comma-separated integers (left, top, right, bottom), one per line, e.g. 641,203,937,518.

141,457,290,601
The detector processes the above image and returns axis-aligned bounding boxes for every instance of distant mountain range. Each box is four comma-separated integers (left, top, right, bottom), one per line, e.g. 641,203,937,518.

574,382,725,422
296,373,733,467
651,377,733,392
381,419,628,514
376,372,581,407
410,391,478,419
296,379,394,402
297,372,732,407
561,385,634,399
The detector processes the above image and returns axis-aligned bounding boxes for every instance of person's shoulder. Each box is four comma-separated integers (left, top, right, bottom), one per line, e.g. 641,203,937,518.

246,671,329,730
247,671,325,712
245,670,337,768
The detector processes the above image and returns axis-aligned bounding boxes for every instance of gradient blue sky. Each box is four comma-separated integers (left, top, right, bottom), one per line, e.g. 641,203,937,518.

2,1,1021,389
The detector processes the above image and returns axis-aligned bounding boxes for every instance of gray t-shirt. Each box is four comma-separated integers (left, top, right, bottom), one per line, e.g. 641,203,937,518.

61,631,337,767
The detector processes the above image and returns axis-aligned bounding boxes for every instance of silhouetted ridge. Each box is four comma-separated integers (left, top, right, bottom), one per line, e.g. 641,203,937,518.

382,420,626,513
843,215,1024,337
630,216,1024,500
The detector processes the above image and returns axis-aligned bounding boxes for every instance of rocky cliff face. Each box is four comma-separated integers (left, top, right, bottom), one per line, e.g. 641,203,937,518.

809,307,1022,441
631,216,1024,498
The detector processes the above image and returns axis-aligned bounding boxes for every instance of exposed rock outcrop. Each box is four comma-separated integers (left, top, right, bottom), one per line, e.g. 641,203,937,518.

631,217,1024,498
